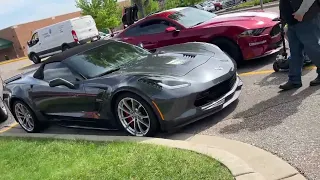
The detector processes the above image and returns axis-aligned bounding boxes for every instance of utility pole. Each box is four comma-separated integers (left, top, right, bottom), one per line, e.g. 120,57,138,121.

260,0,264,9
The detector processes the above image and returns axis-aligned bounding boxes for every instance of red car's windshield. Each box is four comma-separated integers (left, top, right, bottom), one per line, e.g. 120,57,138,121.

168,7,217,28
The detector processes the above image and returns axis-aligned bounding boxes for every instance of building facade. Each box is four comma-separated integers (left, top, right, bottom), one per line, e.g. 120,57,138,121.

0,0,131,62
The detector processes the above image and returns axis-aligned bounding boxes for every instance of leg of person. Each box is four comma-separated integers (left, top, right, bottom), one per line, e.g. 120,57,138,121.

296,13,320,86
279,25,304,90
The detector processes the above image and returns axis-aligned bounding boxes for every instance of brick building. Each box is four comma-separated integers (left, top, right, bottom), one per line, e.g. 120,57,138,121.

0,0,131,62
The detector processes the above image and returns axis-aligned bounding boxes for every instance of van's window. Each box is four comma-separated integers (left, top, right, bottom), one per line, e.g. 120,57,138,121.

64,41,150,78
31,33,39,41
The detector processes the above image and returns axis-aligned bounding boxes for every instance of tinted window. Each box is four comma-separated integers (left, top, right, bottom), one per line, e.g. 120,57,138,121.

64,41,150,78
43,62,76,83
124,20,175,37
168,7,217,28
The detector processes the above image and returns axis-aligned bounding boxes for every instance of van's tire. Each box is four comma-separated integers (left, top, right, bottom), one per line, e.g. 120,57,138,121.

29,53,41,64
212,38,244,65
62,44,70,52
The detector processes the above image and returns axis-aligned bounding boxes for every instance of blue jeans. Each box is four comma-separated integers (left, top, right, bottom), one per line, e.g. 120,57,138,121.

287,13,320,84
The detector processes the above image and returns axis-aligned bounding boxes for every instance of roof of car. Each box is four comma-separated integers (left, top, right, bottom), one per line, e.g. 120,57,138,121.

43,39,112,64
33,39,114,79
147,7,188,18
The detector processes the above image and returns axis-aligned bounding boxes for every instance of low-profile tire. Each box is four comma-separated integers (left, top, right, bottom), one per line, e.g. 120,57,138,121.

62,44,70,52
30,53,41,64
212,38,244,65
12,100,48,133
273,62,280,72
0,100,8,123
114,92,159,137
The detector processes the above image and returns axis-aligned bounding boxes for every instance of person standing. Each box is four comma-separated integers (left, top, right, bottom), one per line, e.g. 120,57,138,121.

279,0,320,90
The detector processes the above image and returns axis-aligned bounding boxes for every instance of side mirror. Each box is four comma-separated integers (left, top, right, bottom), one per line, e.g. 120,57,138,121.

165,27,179,33
49,78,75,89
138,42,144,48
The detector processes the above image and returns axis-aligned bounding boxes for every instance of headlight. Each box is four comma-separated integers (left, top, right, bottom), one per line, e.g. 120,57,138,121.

138,77,190,90
239,28,266,37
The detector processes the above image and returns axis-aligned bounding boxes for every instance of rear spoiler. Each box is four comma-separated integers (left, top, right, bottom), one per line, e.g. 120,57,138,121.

122,4,139,28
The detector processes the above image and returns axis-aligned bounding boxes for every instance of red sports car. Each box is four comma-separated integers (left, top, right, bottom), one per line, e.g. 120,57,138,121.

116,7,282,63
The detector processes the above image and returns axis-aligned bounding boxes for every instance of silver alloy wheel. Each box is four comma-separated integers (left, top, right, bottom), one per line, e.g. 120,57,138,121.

14,103,34,132
117,97,151,136
0,102,7,115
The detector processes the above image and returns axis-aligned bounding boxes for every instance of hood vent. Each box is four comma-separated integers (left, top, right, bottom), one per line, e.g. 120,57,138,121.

183,54,196,58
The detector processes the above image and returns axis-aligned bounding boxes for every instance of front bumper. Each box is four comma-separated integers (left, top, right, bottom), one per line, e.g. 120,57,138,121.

158,75,243,131
238,25,282,60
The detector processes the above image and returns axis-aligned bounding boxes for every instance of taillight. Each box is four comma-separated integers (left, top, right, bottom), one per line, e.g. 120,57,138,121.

71,30,78,42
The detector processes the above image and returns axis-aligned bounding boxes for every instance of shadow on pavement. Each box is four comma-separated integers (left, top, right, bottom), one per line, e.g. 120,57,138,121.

219,86,319,134
255,68,313,87
237,54,278,73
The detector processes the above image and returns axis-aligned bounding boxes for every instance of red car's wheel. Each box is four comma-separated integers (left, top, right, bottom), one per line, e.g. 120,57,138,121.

212,38,243,65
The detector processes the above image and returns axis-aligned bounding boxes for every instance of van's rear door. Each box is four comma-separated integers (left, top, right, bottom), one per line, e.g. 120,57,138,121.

71,16,98,41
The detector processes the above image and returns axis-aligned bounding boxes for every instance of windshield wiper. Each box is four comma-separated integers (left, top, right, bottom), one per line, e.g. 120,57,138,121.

94,67,120,78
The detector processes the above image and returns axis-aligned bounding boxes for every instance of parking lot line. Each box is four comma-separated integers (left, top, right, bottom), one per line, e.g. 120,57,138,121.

239,65,316,77
0,57,27,65
0,122,18,134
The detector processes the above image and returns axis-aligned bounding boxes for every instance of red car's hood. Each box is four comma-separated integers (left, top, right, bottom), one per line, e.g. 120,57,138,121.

195,11,279,29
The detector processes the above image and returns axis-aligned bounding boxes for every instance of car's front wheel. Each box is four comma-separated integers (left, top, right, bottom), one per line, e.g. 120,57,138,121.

0,100,8,123
212,38,244,65
12,100,47,133
115,93,159,137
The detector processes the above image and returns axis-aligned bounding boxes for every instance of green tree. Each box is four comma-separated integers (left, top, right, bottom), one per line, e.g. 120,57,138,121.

75,0,121,31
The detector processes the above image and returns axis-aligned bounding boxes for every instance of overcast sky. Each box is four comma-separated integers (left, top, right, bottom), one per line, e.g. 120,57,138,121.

0,0,81,29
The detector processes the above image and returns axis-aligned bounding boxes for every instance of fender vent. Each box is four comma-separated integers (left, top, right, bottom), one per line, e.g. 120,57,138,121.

183,54,196,58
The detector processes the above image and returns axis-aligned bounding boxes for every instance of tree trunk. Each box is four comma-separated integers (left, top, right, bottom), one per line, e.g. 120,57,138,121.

131,0,145,18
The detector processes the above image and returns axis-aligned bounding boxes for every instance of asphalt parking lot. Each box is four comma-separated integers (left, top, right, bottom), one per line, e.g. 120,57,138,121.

1,53,319,180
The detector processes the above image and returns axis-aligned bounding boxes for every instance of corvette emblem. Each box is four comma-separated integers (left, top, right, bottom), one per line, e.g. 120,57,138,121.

214,66,223,70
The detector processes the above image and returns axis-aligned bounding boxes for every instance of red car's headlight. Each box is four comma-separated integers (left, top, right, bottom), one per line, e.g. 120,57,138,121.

239,28,266,37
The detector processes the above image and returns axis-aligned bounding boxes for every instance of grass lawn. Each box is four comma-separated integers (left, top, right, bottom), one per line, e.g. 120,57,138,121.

0,138,233,180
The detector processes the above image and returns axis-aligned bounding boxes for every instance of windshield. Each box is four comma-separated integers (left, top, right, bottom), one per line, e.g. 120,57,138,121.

168,7,217,28
64,41,150,78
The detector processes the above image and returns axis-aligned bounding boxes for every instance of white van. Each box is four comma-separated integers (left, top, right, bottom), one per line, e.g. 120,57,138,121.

27,15,99,64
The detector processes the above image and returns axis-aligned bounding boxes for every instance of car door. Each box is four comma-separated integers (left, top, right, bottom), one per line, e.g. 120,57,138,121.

29,62,92,120
121,19,190,49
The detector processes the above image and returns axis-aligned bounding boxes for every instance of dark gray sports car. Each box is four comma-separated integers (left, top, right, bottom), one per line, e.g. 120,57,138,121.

3,40,242,136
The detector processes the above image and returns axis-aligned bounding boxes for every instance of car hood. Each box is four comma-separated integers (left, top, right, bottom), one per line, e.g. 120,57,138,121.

119,53,212,77
195,11,279,29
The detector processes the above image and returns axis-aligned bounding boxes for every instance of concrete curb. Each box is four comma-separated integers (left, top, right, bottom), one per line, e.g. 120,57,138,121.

216,2,279,15
0,132,306,180
0,57,27,65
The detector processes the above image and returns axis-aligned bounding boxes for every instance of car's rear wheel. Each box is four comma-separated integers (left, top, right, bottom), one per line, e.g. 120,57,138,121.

0,100,8,123
12,100,47,133
115,93,159,137
30,53,41,64
212,38,244,65
215,6,221,11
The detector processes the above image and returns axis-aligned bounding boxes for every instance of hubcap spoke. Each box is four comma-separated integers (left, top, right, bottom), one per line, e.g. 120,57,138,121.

15,103,34,132
117,97,151,136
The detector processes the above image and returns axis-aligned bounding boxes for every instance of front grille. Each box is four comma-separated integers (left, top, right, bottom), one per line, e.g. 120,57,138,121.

270,23,281,37
194,73,237,107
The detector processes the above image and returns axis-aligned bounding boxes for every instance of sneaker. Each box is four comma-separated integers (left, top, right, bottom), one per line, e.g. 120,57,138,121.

279,81,302,90
310,76,320,86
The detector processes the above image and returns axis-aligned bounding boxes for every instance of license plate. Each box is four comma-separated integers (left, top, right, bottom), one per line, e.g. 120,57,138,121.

213,98,225,107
